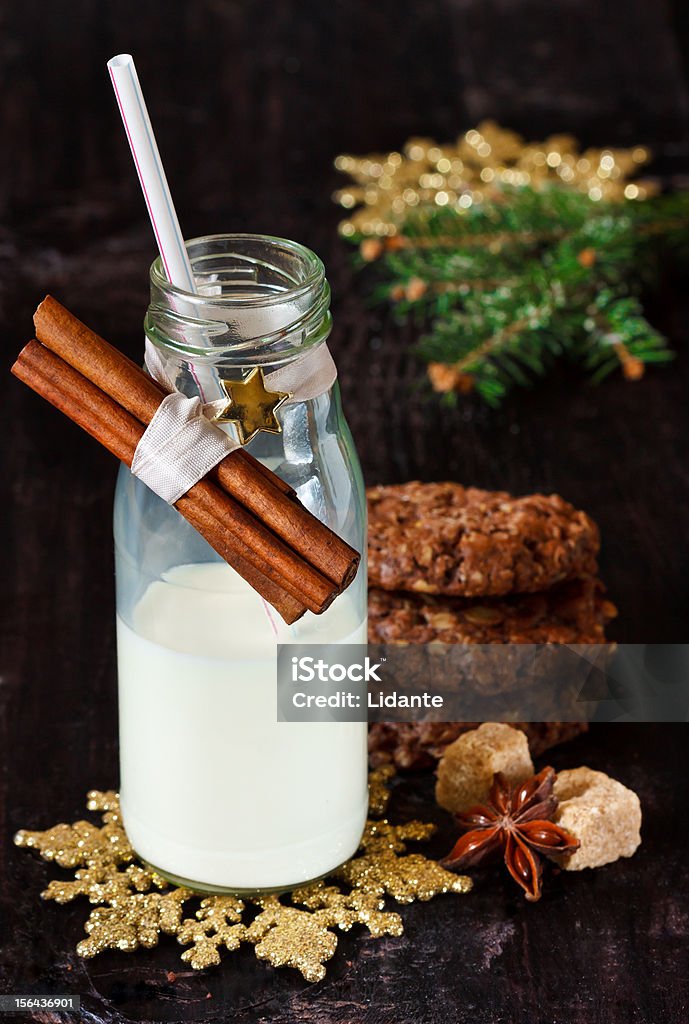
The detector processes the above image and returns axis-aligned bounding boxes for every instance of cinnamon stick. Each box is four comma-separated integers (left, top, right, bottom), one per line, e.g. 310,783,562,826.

33,296,359,589
13,341,305,623
33,298,294,498
11,341,343,621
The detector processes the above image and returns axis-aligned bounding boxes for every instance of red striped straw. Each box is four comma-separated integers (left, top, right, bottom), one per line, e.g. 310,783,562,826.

107,54,196,293
107,54,281,633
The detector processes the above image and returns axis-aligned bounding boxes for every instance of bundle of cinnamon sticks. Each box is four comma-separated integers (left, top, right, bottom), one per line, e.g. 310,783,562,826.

12,297,360,624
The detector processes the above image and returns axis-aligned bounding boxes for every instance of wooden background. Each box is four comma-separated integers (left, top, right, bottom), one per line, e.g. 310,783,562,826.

1,1,689,1021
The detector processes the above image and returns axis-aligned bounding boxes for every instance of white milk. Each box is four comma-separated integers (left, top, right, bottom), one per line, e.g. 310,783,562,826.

116,562,368,891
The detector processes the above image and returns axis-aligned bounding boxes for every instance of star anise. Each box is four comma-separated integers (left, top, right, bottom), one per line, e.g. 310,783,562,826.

440,767,580,901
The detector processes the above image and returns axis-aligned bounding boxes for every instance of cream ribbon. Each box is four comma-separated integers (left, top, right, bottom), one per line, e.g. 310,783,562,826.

130,341,338,504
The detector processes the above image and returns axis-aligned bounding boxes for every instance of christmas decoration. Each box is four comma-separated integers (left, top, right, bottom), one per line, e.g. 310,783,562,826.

334,122,688,405
14,766,471,984
217,368,290,444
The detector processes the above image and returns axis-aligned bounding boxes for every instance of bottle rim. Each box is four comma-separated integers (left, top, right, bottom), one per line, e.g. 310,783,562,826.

149,233,326,309
146,233,331,365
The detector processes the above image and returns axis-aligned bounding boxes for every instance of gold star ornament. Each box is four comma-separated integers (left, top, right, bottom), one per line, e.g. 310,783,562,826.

215,368,290,444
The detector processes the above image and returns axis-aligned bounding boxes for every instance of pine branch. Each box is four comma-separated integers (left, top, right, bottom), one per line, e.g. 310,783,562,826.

352,186,689,405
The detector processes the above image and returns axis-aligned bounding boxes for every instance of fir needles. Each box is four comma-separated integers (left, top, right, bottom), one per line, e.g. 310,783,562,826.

335,125,688,406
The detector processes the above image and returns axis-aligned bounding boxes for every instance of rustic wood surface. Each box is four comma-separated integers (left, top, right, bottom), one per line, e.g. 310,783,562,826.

1,1,689,1021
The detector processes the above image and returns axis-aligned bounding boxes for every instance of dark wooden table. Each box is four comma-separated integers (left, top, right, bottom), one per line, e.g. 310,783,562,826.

2,2,689,1021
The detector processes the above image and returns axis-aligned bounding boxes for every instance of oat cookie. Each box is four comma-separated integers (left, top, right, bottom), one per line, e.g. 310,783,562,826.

368,578,615,645
367,482,600,597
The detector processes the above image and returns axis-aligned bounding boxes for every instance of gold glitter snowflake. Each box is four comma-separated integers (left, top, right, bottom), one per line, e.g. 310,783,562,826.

334,120,657,238
14,767,471,983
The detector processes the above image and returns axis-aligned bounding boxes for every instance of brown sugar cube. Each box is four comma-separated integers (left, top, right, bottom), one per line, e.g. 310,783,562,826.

435,722,534,814
549,767,642,871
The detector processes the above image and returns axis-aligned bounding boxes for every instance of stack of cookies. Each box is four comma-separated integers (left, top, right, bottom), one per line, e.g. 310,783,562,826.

366,482,617,769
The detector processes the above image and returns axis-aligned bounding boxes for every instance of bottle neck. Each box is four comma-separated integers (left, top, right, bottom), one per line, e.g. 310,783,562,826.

145,234,332,403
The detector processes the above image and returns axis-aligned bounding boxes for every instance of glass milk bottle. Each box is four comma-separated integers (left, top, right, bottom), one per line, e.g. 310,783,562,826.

114,234,368,893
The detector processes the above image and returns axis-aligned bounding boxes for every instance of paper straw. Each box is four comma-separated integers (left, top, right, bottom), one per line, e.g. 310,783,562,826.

107,54,212,404
107,54,195,292
107,53,281,633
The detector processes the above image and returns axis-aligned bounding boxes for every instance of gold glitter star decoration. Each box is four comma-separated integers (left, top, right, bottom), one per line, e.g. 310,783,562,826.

333,119,657,241
215,367,290,444
14,767,471,983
